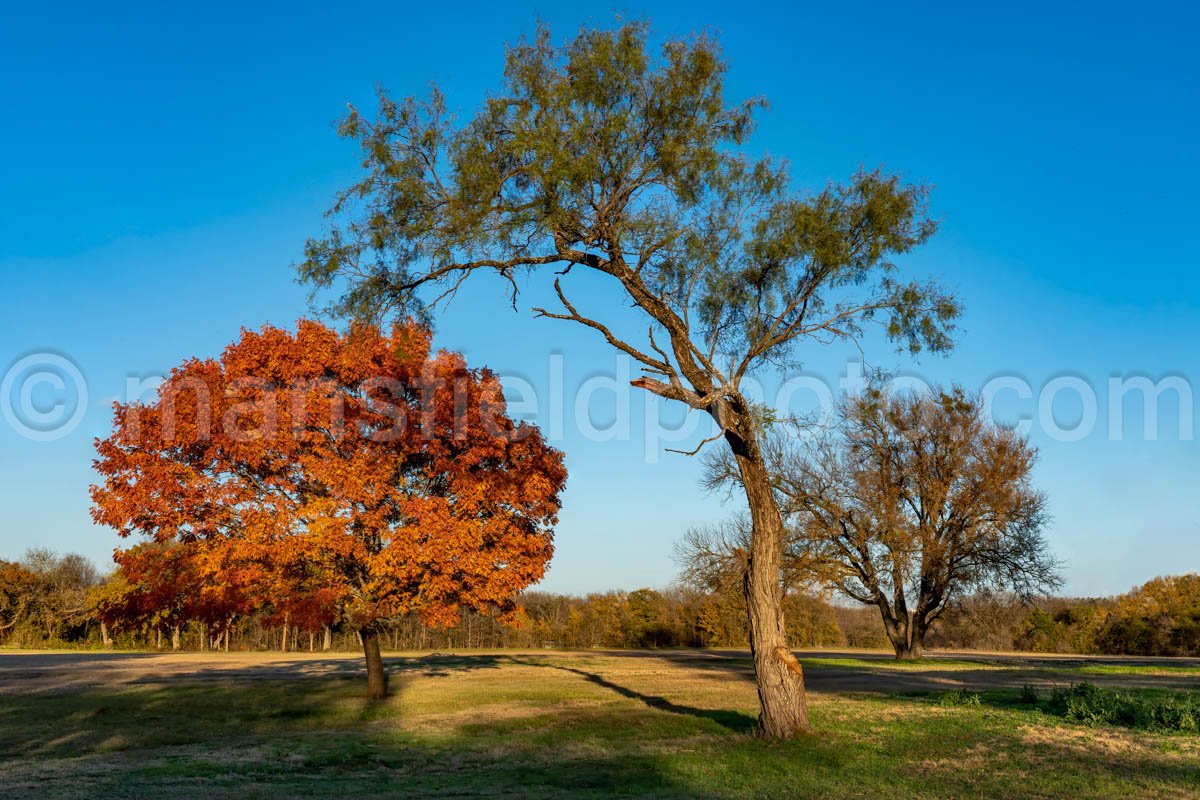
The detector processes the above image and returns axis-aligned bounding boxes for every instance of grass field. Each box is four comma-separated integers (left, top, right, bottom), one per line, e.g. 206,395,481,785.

2,650,1199,798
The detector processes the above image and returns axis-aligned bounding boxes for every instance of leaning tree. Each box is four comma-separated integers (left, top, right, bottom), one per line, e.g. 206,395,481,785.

92,321,566,698
298,23,957,735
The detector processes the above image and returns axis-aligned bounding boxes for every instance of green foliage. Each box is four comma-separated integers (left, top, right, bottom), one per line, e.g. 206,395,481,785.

783,593,844,647
1050,683,1200,733
1013,575,1200,658
0,550,101,646
938,689,982,707
1019,684,1040,704
300,21,958,384
1096,574,1200,656
1019,608,1065,653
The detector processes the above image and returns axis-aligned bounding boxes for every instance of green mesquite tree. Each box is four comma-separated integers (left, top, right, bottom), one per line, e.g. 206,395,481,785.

298,22,958,738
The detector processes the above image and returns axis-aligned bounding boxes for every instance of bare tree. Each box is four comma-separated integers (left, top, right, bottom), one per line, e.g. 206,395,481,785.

708,387,1059,659
675,518,751,593
676,516,813,597
298,22,958,736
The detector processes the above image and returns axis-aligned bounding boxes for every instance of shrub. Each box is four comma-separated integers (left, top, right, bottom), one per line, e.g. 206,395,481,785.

938,689,982,707
1019,684,1040,704
1049,683,1200,733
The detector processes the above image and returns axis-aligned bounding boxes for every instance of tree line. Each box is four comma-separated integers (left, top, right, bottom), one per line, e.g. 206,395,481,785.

3,549,1196,658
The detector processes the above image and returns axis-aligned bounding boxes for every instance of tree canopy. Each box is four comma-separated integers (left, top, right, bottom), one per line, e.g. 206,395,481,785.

704,387,1060,659
91,320,566,696
299,22,957,393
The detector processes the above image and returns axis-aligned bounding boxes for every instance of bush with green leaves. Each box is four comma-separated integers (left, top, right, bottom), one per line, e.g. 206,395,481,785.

1049,682,1200,733
938,689,982,708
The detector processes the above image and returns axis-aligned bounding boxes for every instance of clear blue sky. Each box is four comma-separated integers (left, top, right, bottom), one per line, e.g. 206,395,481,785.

1,1,1196,597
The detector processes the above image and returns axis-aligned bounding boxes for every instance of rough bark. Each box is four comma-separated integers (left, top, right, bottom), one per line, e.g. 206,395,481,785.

733,433,810,737
171,624,181,651
362,627,388,700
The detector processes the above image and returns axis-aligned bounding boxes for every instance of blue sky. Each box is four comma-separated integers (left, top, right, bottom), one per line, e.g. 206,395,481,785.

0,1,1196,597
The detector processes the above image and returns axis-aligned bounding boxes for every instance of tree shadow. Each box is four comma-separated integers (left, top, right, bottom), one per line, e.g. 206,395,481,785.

0,677,691,799
533,662,757,734
594,649,755,673
387,651,519,678
3,661,1199,798
0,650,520,696
381,652,758,733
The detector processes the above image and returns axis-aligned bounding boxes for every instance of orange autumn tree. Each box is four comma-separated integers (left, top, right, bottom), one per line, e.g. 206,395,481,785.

91,320,566,698
92,540,255,650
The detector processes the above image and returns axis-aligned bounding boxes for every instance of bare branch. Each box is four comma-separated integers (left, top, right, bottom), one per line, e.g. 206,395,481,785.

665,428,725,457
532,279,670,374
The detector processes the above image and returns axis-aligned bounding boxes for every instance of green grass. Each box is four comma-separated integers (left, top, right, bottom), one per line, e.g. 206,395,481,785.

1070,663,1200,677
800,655,1200,677
2,652,1199,798
801,656,1001,671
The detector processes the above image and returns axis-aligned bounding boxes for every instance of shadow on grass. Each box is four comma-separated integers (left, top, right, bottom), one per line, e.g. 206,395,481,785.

547,664,757,734
385,652,757,733
2,667,1199,799
0,675,689,799
383,651,514,678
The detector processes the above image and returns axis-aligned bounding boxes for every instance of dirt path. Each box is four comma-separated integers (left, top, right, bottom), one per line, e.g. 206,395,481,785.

0,648,1197,695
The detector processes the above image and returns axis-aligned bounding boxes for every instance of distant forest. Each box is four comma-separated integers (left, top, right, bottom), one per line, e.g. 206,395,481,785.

2,549,1196,658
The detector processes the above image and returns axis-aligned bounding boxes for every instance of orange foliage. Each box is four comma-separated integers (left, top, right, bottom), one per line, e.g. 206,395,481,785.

91,321,566,638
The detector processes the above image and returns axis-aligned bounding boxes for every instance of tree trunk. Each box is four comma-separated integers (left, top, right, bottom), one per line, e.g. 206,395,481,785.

734,443,811,737
361,627,388,700
882,608,926,660
323,625,332,652
100,621,112,648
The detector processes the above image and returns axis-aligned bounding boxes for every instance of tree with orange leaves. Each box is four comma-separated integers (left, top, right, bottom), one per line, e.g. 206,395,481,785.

92,321,566,698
